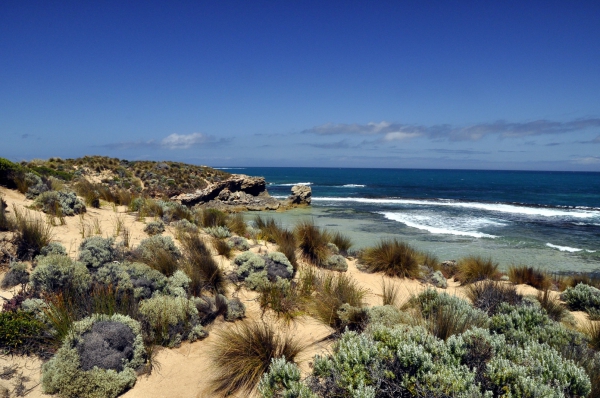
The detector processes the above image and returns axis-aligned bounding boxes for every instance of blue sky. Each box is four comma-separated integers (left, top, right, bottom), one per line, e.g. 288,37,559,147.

1,1,600,170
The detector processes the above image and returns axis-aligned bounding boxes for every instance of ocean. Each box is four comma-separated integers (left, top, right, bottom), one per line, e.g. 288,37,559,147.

222,167,600,273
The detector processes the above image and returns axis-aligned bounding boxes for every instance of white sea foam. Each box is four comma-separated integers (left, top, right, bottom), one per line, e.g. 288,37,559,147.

379,212,500,238
311,197,598,219
546,243,583,252
271,182,312,186
341,184,366,188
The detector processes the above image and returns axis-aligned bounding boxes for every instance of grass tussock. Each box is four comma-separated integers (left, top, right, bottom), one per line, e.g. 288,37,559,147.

310,271,368,333
359,239,421,278
558,274,600,291
295,220,330,267
455,256,499,284
258,281,305,324
582,320,600,351
273,229,298,272
226,212,247,236
212,237,232,259
330,231,352,255
209,321,304,396
466,280,522,315
181,233,226,295
537,287,570,323
381,278,400,306
200,208,228,228
508,265,551,289
12,206,53,260
254,215,284,242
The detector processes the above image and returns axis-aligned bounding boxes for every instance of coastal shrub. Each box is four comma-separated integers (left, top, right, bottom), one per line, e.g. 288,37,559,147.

205,225,231,239
23,172,49,199
455,256,499,284
78,236,118,269
0,310,46,355
327,242,339,255
311,271,368,333
259,358,317,398
39,241,67,257
226,212,247,236
31,254,91,295
0,157,26,188
295,220,330,267
34,190,86,216
322,254,348,272
171,219,198,235
562,283,600,319
124,262,168,299
358,239,421,278
265,251,294,282
12,206,53,260
157,200,191,223
429,269,448,288
94,263,133,292
180,233,226,294
199,208,228,227
258,279,304,323
1,262,29,289
466,280,523,315
234,251,267,289
134,235,181,276
73,178,102,208
227,236,250,251
138,294,206,347
165,270,191,297
405,289,489,340
41,314,145,398
537,287,571,323
195,294,245,324
143,220,165,236
508,265,551,289
366,305,413,328
213,237,232,258
208,320,304,396
330,231,352,256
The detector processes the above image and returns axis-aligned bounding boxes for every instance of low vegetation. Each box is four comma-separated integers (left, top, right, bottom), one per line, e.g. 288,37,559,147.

455,255,500,284
358,238,421,278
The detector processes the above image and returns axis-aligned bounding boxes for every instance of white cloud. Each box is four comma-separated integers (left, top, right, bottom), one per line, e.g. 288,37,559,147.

573,156,600,165
383,132,421,141
161,133,207,149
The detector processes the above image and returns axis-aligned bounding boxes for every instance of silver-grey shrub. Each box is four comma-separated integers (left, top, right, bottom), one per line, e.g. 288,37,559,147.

124,262,168,299
31,254,91,294
41,314,145,398
259,358,317,398
34,190,86,216
171,219,198,234
204,226,231,239
143,220,165,236
561,283,600,318
78,236,118,269
233,251,293,290
39,242,67,257
24,172,49,199
136,235,181,260
94,263,133,291
227,236,250,251
322,254,348,272
1,261,29,289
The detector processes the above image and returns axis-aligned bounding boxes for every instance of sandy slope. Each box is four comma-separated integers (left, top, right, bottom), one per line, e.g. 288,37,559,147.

0,186,591,398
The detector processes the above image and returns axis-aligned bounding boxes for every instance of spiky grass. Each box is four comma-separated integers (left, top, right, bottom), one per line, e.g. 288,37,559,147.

310,271,368,333
537,287,569,323
582,320,600,351
455,256,499,284
508,265,551,289
295,220,330,267
12,206,53,260
258,281,304,324
330,231,352,255
226,212,247,236
254,215,285,243
181,233,226,294
209,321,304,396
381,278,400,306
201,208,228,228
466,280,522,315
358,239,421,278
274,229,298,272
212,237,232,259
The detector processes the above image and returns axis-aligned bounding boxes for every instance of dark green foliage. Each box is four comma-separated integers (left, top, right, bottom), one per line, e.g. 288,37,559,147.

12,206,53,260
508,265,551,289
295,220,330,267
78,236,118,269
209,321,304,396
358,239,421,278
466,280,523,315
329,231,352,255
0,157,27,188
455,256,499,284
181,233,226,294
0,310,46,355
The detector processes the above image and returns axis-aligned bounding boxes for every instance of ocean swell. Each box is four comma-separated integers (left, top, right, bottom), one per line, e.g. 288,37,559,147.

379,212,500,238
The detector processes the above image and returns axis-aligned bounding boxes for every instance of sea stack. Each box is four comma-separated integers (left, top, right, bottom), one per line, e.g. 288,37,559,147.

288,184,312,205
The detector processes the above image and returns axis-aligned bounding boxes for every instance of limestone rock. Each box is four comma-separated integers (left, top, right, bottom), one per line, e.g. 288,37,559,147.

172,174,268,207
288,184,312,205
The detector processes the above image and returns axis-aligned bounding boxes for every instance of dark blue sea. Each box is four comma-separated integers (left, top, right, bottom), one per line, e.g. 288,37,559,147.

221,167,600,272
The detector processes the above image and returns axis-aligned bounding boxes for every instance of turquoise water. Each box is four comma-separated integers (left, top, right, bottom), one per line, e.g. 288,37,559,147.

225,168,600,273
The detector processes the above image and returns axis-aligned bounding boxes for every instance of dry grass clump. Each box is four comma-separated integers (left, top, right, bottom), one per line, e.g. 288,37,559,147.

254,215,284,242
273,229,298,272
381,278,400,306
582,320,600,351
537,287,570,323
558,274,600,291
208,321,304,396
258,280,305,324
295,220,330,267
212,237,232,259
508,265,551,289
359,239,421,278
466,281,522,315
12,206,53,260
226,213,247,236
181,233,226,295
330,231,352,255
199,208,228,228
455,256,499,284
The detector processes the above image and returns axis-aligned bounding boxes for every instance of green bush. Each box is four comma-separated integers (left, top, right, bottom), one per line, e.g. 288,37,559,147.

31,254,91,295
78,236,118,269
33,190,86,216
0,310,46,355
143,220,165,236
234,251,267,290
259,358,317,398
138,294,206,347
41,314,145,398
1,261,29,289
94,263,134,291
561,283,600,318
0,157,26,188
39,242,67,257
205,225,231,239
171,219,198,234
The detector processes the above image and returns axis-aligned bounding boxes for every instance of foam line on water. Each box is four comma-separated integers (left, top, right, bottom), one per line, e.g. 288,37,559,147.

546,243,582,252
270,182,312,186
312,197,597,218
340,184,366,188
379,212,499,238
